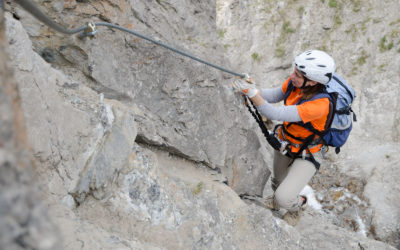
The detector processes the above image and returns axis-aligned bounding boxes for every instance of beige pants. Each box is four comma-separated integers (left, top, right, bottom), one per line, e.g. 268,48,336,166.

271,150,316,212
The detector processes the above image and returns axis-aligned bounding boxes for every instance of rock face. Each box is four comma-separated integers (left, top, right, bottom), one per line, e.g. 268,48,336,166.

1,0,399,249
0,8,61,250
10,0,271,197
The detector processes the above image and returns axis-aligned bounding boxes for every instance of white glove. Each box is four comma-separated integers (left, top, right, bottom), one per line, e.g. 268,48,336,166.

232,79,258,98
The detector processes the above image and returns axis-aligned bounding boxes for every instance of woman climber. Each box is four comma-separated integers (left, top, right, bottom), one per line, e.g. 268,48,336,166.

232,50,336,226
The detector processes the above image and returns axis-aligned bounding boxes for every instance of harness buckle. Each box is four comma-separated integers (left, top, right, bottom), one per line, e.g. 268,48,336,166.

320,145,329,159
302,150,306,160
279,140,289,155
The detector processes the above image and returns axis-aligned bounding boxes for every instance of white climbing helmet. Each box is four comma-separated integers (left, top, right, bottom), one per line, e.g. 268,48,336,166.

294,50,336,84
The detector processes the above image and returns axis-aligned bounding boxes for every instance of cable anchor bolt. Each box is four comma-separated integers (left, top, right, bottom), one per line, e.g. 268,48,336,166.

79,22,97,39
241,73,254,84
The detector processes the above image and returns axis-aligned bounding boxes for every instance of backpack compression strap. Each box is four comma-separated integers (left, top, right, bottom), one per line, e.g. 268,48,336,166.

331,76,357,122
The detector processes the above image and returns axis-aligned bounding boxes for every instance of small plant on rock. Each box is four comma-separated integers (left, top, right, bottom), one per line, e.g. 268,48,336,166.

328,0,337,8
192,182,204,195
251,52,261,62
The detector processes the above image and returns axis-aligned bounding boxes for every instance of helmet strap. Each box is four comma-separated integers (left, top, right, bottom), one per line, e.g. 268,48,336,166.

300,77,309,89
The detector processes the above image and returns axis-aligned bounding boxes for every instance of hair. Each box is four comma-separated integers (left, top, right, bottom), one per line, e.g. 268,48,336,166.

301,83,325,100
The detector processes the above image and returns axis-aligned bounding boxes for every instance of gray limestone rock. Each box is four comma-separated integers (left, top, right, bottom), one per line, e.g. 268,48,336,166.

11,0,271,196
0,9,61,250
4,0,400,249
364,156,400,248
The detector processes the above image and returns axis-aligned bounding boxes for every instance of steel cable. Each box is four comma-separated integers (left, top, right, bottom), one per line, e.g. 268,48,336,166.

14,0,85,34
14,0,245,78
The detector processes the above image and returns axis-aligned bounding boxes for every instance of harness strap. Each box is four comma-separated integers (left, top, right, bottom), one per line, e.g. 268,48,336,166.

272,124,321,170
277,125,321,148
285,143,321,170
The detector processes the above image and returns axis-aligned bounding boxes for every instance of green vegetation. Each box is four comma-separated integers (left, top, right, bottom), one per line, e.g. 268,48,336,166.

391,29,399,39
273,20,297,58
357,50,368,66
350,0,361,12
360,17,371,33
317,45,329,52
334,15,342,27
350,66,358,76
345,27,354,34
223,44,231,50
275,46,285,58
379,36,394,52
298,6,304,15
283,21,295,33
373,19,381,24
344,25,356,41
186,36,195,42
378,63,386,71
192,182,204,195
201,42,209,48
380,36,387,51
378,28,400,53
251,52,261,62
218,29,227,39
328,0,337,8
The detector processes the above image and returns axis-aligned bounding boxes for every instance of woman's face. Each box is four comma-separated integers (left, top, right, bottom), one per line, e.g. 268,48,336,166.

291,68,318,88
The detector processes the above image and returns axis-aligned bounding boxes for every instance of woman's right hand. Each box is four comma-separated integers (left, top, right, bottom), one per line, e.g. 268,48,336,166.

232,79,258,98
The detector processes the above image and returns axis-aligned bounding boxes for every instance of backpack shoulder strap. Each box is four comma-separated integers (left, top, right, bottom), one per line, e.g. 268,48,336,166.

332,75,354,103
283,80,294,105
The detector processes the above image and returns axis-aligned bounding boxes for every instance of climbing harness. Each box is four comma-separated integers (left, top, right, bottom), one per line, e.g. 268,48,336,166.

14,0,246,78
278,82,338,170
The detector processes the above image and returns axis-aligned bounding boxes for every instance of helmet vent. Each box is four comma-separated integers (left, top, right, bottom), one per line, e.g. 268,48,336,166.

299,65,305,68
318,64,327,67
306,57,315,60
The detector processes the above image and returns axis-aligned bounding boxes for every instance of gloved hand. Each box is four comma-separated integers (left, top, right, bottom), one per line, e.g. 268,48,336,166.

232,79,258,98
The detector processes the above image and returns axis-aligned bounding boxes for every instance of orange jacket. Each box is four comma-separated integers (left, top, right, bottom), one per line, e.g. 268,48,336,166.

278,77,330,154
